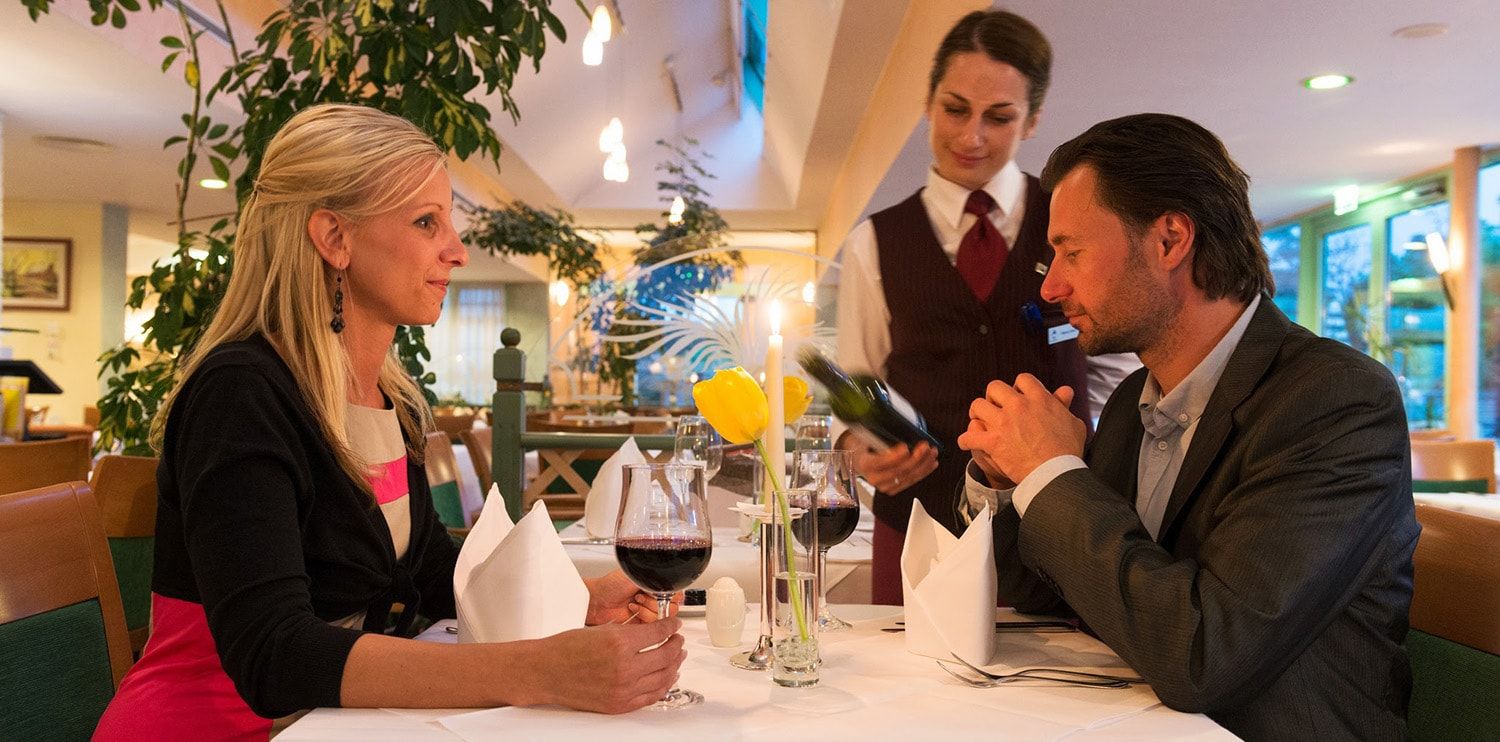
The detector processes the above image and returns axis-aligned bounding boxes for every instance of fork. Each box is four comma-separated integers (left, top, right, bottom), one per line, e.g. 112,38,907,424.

937,661,1129,689
944,653,1145,687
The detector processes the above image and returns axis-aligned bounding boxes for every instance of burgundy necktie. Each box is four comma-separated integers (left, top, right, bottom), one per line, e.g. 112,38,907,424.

954,190,1008,303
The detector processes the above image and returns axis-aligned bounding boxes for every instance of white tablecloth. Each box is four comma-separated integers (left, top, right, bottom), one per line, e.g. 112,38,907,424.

280,606,1231,741
558,484,875,604
1415,492,1500,521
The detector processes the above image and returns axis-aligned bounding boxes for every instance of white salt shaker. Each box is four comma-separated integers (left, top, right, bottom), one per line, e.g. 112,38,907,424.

706,577,747,647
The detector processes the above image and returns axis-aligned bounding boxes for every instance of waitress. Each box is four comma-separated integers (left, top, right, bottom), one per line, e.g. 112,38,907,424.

835,10,1094,604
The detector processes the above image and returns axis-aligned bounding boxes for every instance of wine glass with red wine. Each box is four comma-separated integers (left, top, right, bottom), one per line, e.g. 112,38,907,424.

790,449,860,631
615,462,713,708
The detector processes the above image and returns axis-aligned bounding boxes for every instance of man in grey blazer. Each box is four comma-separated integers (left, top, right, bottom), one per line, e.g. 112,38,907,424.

959,113,1418,741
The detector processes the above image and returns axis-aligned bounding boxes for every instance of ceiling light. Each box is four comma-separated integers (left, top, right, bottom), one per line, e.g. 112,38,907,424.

34,135,114,154
1302,74,1353,90
1426,232,1450,273
1393,23,1448,40
199,178,229,190
550,280,570,306
591,5,612,43
582,31,604,66
598,117,623,152
802,281,816,304
1333,184,1360,215
603,145,629,182
667,195,685,225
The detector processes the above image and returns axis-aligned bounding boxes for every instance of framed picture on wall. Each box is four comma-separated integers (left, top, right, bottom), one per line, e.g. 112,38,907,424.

2,237,72,311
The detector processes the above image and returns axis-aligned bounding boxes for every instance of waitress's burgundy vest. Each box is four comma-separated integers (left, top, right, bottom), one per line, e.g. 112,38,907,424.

870,177,1090,533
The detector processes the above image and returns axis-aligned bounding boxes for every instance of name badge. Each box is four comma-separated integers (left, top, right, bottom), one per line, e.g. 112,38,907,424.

1048,323,1080,345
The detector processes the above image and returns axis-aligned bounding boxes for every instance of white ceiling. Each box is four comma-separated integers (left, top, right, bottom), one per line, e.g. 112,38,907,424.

1,0,1498,276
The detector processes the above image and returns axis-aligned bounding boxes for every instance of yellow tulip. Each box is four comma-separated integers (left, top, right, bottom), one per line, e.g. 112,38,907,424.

784,376,812,422
692,367,768,445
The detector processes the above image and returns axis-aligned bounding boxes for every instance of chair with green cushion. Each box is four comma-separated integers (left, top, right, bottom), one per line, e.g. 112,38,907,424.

424,431,468,534
91,454,160,655
1406,503,1500,741
1411,439,1495,493
0,481,134,740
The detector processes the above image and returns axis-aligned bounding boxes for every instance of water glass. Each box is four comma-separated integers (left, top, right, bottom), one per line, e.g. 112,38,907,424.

674,414,723,481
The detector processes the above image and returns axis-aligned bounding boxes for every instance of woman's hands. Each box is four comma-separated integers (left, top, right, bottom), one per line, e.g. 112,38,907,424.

584,570,682,625
517,618,687,714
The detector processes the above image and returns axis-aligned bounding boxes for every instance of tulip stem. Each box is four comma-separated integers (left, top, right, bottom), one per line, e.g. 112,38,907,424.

754,439,810,643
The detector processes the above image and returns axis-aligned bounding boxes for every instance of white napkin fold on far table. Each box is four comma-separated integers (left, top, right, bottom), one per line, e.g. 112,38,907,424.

582,437,647,540
453,484,588,643
901,500,997,667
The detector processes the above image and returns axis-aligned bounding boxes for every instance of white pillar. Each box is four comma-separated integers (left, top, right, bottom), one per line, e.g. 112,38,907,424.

1446,146,1481,439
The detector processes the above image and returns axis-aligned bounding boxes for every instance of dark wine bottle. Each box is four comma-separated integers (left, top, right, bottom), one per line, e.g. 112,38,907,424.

798,348,941,454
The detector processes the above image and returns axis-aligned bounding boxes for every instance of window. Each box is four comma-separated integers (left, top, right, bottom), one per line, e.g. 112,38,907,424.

1386,202,1450,428
1480,161,1500,437
1321,224,1373,352
741,0,767,112
1261,223,1300,320
425,284,506,405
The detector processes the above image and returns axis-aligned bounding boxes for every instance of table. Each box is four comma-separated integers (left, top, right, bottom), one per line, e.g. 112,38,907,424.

280,606,1232,741
1415,492,1500,521
557,484,875,604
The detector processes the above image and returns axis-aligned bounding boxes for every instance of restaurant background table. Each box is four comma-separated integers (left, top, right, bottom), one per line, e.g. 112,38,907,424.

558,484,875,604
280,606,1231,741
1414,491,1500,521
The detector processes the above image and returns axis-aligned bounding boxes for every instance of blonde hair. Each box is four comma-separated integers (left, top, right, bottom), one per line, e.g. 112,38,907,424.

152,104,444,499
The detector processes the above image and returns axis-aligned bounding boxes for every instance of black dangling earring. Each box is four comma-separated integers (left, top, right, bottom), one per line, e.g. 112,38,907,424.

330,271,346,334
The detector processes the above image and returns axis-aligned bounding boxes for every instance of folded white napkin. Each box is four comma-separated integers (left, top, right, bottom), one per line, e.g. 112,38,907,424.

583,437,647,540
453,485,588,643
900,500,996,666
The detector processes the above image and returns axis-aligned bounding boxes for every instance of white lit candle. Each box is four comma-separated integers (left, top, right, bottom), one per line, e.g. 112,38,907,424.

764,301,784,506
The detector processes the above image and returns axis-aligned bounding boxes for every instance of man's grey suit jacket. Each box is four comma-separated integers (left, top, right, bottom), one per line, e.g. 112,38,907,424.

993,298,1419,740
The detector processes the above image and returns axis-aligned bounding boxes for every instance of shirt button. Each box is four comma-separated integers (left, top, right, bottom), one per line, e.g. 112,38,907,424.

978,324,989,335
1156,440,1168,451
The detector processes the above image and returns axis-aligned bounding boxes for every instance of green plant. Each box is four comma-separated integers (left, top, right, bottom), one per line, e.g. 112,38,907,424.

20,0,577,454
597,139,742,402
463,201,605,292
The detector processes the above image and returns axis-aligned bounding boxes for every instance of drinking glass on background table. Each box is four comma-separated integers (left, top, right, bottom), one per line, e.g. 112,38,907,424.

674,415,723,481
615,463,713,709
793,414,833,452
790,449,860,632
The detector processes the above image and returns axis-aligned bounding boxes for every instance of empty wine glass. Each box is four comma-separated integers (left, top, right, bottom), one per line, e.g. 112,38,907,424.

790,449,860,632
615,463,713,709
792,414,833,452
674,414,723,481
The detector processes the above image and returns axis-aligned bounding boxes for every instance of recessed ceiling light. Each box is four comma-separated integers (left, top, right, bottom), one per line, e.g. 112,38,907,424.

1303,74,1354,90
199,178,229,190
1393,23,1448,40
34,135,114,154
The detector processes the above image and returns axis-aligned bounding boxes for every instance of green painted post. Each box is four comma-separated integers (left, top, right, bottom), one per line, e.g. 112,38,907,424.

492,327,526,521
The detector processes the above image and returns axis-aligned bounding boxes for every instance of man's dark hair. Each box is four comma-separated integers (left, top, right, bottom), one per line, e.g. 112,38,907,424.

1041,113,1272,303
928,10,1051,115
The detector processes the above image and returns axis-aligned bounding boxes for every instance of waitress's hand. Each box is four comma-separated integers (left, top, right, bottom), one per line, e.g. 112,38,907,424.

841,433,938,495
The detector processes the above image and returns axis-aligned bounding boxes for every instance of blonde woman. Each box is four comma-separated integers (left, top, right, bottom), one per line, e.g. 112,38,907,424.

96,104,685,740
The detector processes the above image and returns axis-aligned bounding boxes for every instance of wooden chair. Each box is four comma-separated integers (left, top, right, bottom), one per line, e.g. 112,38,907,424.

1411,439,1496,493
521,419,632,521
432,410,475,443
91,455,160,654
423,431,468,531
1406,503,1500,741
458,427,493,495
1410,429,1456,442
0,481,133,739
0,434,92,495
